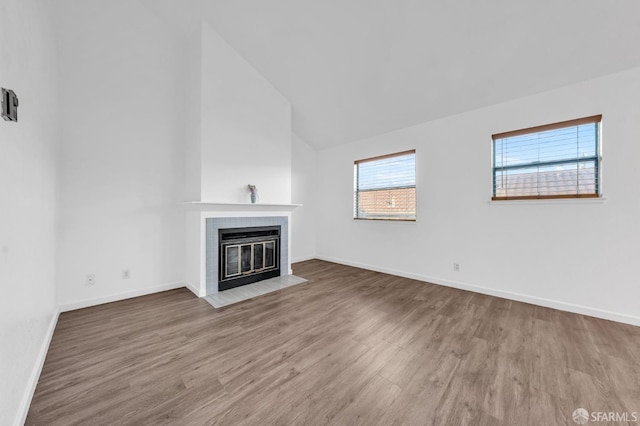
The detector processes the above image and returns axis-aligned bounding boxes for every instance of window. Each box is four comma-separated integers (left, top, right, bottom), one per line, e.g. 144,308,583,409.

354,150,416,220
492,115,601,200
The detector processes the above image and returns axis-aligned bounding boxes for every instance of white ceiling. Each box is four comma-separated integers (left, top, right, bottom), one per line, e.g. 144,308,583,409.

141,0,640,149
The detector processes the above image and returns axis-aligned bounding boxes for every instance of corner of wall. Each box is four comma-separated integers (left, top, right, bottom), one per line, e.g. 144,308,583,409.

291,133,318,262
15,307,60,426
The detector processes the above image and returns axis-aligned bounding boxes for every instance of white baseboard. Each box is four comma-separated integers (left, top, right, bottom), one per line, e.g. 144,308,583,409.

16,306,60,426
59,281,188,312
291,255,316,264
316,255,640,327
185,281,205,297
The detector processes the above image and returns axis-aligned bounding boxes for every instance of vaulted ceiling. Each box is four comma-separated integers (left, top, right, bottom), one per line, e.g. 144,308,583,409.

141,0,640,149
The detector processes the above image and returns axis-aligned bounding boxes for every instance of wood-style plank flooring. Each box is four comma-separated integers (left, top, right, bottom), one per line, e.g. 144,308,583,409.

27,260,640,425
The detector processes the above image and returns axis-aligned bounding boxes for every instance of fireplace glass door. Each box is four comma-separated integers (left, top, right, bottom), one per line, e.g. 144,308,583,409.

223,239,278,281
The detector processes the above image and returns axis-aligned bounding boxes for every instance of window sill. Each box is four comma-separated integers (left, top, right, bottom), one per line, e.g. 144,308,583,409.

488,197,606,205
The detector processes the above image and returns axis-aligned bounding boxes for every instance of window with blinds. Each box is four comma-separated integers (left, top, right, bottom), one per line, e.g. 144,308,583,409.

492,115,601,200
354,150,416,220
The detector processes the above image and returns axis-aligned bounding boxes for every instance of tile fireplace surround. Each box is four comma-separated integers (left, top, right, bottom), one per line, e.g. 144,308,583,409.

182,202,301,297
206,216,288,294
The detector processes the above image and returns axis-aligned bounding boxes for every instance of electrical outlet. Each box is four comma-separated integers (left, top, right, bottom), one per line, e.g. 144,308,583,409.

453,263,460,272
86,274,96,286
122,269,131,279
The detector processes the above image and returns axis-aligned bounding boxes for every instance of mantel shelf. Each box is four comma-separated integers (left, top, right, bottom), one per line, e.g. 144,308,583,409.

179,201,302,211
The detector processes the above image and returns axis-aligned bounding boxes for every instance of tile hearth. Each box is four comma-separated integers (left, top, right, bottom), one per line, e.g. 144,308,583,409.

204,275,307,308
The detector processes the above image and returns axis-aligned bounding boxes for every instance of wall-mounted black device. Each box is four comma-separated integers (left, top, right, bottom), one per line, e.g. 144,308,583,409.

1,88,19,122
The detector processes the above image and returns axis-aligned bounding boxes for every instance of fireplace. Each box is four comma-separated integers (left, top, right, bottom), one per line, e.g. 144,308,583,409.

203,215,290,295
218,225,281,291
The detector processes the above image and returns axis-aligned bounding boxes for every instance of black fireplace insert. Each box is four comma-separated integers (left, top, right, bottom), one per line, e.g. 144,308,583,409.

218,225,281,291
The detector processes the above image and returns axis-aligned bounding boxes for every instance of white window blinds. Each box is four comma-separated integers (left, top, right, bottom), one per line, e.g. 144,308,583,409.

492,115,601,200
354,150,416,220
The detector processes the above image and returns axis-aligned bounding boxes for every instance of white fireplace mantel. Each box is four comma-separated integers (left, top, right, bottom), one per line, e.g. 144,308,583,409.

179,201,302,212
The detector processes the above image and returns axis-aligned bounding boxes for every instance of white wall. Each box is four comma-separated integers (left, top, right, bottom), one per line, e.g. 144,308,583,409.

53,0,186,309
291,133,317,262
200,23,292,204
0,0,59,424
316,67,640,326
183,24,202,202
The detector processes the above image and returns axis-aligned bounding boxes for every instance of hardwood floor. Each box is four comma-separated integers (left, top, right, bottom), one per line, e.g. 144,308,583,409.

27,260,640,425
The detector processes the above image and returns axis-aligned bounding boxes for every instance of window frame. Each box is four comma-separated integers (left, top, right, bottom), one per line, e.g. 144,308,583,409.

354,149,417,222
491,115,602,201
